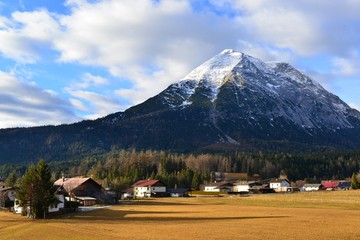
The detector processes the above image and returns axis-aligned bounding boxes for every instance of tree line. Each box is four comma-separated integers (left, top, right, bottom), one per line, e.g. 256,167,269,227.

3,149,360,219
3,149,360,195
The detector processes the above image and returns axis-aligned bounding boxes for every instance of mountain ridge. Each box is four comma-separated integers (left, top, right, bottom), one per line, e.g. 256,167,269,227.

1,49,360,164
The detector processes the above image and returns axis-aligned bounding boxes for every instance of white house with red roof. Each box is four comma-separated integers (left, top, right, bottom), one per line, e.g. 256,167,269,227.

132,180,167,198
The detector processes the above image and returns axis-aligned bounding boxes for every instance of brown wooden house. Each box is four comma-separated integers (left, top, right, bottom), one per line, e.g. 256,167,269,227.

54,177,114,205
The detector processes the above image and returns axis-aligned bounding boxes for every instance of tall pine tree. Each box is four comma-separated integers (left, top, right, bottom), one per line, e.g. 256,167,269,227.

5,171,17,187
36,160,57,219
17,160,57,219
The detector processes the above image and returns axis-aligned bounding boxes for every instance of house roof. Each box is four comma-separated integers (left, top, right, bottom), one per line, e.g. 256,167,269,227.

233,181,251,186
54,177,101,192
303,184,323,188
168,188,189,194
321,181,339,188
205,182,234,187
269,178,290,183
338,181,351,188
76,196,97,201
132,179,166,187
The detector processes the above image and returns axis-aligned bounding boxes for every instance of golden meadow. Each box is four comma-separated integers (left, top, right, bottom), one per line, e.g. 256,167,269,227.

1,191,360,240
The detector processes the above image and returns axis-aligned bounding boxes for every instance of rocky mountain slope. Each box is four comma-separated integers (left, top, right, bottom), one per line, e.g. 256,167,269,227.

1,49,360,163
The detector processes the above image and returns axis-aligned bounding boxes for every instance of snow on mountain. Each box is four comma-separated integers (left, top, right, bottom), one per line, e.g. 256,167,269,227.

180,49,243,102
182,49,243,85
161,49,360,132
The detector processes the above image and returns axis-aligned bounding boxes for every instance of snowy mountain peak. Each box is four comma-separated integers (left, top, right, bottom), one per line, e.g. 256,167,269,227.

163,49,360,133
182,49,243,87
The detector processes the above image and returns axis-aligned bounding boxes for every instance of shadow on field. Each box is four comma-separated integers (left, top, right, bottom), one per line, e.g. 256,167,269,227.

54,208,289,223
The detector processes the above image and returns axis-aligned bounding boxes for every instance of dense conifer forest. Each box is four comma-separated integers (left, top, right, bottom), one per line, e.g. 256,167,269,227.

1,149,360,190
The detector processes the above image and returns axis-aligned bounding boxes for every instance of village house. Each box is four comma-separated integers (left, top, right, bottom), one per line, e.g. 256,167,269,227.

302,183,325,192
232,181,250,193
54,177,114,206
291,180,305,189
132,179,167,198
49,186,65,212
203,182,234,192
269,179,291,192
321,180,339,190
14,185,65,214
0,186,16,208
338,181,351,190
121,188,134,200
168,188,190,197
321,180,351,190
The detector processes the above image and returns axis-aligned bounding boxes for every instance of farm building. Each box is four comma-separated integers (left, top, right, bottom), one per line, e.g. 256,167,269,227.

14,185,65,214
132,179,167,198
121,188,134,200
269,179,291,192
203,182,234,192
321,180,351,190
0,186,16,208
321,180,339,190
54,177,114,205
168,188,190,197
232,181,250,193
302,184,325,192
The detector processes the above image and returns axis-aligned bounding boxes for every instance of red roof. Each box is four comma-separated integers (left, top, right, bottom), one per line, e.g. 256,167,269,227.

132,179,165,187
321,181,339,188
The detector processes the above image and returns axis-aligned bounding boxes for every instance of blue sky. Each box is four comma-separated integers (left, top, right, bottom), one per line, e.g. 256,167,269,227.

0,0,359,128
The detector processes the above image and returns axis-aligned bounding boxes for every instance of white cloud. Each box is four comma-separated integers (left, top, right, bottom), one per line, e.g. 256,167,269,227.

65,88,122,119
331,50,360,76
69,98,88,112
0,71,80,128
0,9,60,63
234,4,322,56
236,41,295,63
72,73,109,89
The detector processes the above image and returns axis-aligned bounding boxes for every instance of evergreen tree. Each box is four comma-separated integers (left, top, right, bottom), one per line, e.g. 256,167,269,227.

5,171,17,187
36,160,57,219
351,172,359,189
110,177,130,202
17,164,38,217
17,160,56,219
191,171,200,190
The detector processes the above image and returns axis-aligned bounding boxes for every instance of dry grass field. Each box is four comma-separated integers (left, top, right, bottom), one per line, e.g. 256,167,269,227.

1,191,360,240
